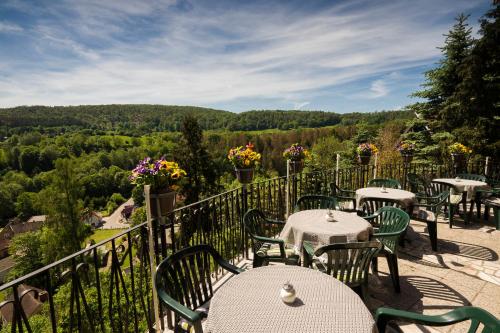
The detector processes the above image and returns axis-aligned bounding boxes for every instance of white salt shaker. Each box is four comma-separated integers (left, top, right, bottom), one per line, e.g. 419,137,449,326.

280,282,296,304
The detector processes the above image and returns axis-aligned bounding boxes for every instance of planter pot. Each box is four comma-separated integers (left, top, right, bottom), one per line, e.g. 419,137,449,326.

235,168,254,184
288,160,304,174
149,189,176,218
358,155,371,165
401,153,414,164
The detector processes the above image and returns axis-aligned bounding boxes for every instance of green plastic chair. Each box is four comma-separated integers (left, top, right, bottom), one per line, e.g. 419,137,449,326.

457,174,488,218
375,306,500,333
412,191,449,251
364,207,410,293
407,173,429,195
303,241,382,300
243,209,300,268
368,178,402,189
294,194,338,212
155,244,244,333
330,183,357,211
457,173,487,182
428,181,464,226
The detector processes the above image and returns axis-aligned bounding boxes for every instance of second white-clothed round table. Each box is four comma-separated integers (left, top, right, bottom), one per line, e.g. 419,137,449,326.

355,187,417,209
279,209,373,250
204,265,376,333
432,178,489,201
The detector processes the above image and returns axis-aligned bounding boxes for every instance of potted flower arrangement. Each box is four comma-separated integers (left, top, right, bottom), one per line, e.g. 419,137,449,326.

228,143,261,184
449,143,472,171
283,143,309,174
130,157,187,217
397,141,416,164
356,143,378,165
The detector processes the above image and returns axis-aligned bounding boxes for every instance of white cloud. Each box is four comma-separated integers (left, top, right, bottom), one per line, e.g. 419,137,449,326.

0,0,488,109
293,102,310,110
0,21,23,33
369,80,389,98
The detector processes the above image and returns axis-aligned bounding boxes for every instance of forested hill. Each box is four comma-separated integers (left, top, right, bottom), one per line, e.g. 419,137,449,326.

0,104,413,135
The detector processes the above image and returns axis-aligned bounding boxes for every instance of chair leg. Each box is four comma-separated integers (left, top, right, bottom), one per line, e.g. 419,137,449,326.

427,221,437,251
475,193,482,219
448,204,454,228
371,257,378,274
494,207,500,230
253,255,265,268
385,253,400,293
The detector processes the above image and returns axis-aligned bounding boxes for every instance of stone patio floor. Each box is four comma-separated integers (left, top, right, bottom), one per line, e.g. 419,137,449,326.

368,212,500,332
163,211,500,332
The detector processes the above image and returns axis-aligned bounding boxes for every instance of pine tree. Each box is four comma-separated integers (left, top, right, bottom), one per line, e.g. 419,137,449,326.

175,115,220,204
39,159,90,263
412,14,473,130
448,3,500,156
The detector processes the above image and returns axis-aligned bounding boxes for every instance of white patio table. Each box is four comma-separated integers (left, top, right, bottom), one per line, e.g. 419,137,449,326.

355,187,417,209
279,209,373,251
432,178,489,201
204,265,376,333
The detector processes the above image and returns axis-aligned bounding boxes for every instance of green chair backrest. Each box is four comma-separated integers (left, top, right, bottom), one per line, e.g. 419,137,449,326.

155,245,224,311
457,173,487,182
359,197,405,217
430,181,460,196
373,207,410,253
314,241,382,287
295,195,337,212
407,173,429,194
368,178,402,189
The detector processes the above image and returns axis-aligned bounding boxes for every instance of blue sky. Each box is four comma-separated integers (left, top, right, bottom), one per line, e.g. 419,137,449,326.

0,0,492,113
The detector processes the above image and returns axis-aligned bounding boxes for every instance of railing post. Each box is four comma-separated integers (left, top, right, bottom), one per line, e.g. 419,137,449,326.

336,154,340,187
485,156,491,176
144,185,162,333
241,184,249,258
286,159,290,218
373,153,378,179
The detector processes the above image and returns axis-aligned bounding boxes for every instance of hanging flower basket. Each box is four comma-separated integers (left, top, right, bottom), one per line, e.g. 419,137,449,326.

401,153,414,164
149,189,176,218
358,155,371,165
235,168,254,184
288,160,304,174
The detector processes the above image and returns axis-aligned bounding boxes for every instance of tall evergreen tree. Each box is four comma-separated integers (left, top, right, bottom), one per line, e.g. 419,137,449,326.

412,14,473,130
175,115,220,204
448,3,500,155
39,159,90,263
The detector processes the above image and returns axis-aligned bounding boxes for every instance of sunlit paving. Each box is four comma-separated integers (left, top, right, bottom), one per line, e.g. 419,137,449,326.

0,0,499,332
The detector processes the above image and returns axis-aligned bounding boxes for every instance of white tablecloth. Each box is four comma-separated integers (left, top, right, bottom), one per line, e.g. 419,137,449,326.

355,187,416,208
433,178,489,201
205,265,376,333
280,209,373,250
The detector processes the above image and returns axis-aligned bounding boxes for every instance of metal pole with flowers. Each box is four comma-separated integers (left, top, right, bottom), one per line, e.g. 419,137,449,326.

397,141,416,189
130,157,187,331
449,143,472,175
283,143,309,216
356,143,378,186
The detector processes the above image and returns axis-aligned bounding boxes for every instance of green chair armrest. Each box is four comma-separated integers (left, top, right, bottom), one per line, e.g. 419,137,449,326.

364,211,382,222
373,231,404,238
157,288,203,324
264,218,286,225
253,235,284,245
375,306,500,332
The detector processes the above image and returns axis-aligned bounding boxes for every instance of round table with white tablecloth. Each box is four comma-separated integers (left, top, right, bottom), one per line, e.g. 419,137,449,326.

355,187,416,209
432,178,489,201
204,265,376,333
279,209,373,251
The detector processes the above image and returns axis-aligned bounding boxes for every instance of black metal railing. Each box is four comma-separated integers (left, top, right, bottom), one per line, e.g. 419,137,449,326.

0,159,498,332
